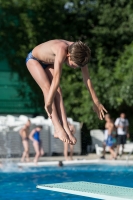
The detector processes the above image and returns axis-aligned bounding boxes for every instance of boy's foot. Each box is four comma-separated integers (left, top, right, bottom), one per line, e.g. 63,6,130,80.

33,159,38,165
54,129,71,144
68,134,77,145
54,131,58,138
64,127,77,145
65,157,70,161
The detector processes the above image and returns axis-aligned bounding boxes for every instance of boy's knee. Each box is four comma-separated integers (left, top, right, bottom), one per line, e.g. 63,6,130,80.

36,152,40,156
25,150,29,154
42,84,50,93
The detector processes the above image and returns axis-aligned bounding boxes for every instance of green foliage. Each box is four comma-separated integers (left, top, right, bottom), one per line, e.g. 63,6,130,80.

0,0,133,134
112,43,133,107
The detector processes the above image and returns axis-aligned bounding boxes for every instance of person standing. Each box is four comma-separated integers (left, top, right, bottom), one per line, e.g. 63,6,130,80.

101,114,116,159
115,113,129,156
19,119,31,162
64,122,76,161
29,125,44,164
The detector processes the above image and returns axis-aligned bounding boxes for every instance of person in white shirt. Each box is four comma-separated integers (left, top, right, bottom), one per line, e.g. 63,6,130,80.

115,113,129,156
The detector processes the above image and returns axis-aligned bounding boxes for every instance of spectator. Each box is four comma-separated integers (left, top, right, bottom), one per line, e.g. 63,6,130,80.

64,122,76,161
58,161,63,167
29,125,44,164
115,113,129,156
101,114,116,159
19,119,31,162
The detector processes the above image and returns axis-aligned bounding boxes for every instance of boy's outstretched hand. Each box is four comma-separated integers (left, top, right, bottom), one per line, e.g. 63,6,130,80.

93,102,107,120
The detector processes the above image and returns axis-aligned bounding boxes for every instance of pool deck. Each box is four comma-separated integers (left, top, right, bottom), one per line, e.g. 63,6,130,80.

1,153,133,167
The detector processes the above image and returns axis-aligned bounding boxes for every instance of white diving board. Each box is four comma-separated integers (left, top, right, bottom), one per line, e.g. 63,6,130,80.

37,181,133,200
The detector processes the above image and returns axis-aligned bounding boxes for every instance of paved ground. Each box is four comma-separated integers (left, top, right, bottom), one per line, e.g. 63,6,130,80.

0,153,133,163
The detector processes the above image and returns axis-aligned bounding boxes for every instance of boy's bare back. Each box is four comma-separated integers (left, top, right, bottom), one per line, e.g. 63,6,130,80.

32,39,73,65
19,126,29,140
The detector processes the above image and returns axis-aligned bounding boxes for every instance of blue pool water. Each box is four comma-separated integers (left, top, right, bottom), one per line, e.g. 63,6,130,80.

0,163,133,200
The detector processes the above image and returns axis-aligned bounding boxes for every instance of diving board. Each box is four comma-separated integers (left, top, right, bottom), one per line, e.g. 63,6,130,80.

37,181,133,200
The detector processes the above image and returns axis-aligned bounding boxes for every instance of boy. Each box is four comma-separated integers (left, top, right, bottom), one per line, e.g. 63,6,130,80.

26,39,107,144
29,125,44,164
19,119,31,162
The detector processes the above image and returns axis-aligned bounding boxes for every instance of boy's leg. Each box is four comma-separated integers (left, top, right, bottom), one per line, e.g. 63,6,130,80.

25,141,30,162
70,144,74,160
39,141,45,156
101,142,106,159
27,60,70,143
21,140,29,162
45,67,76,145
109,147,117,159
122,144,124,155
117,145,120,155
21,150,26,162
64,142,69,160
33,141,40,163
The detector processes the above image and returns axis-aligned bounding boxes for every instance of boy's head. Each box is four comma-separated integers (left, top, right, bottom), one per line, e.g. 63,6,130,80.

67,41,91,68
36,125,43,132
120,113,126,119
25,119,31,127
105,114,111,121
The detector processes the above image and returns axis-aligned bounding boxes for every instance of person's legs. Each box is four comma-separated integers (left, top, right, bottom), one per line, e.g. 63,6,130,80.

27,59,70,143
117,145,120,155
116,135,121,156
64,142,69,160
33,141,40,163
109,146,117,159
45,66,76,144
39,141,45,156
70,144,74,160
21,140,29,162
121,135,126,155
101,142,106,159
122,144,124,155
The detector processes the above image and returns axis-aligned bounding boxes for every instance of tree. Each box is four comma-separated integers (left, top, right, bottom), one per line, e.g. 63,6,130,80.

0,0,133,134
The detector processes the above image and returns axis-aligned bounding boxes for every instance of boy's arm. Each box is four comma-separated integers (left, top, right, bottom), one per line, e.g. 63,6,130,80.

45,46,67,118
81,65,107,120
19,127,25,137
108,124,114,135
29,129,35,141
115,118,122,128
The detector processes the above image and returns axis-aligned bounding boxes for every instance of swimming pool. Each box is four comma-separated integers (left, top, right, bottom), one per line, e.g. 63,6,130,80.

0,163,133,200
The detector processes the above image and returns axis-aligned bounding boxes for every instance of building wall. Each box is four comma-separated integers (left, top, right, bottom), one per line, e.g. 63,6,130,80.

0,59,37,114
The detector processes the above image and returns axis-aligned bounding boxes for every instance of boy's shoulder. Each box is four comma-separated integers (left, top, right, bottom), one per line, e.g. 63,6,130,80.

45,39,73,49
49,40,72,58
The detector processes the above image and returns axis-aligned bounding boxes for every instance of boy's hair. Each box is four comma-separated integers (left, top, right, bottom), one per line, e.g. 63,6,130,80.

68,41,91,67
36,125,43,129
